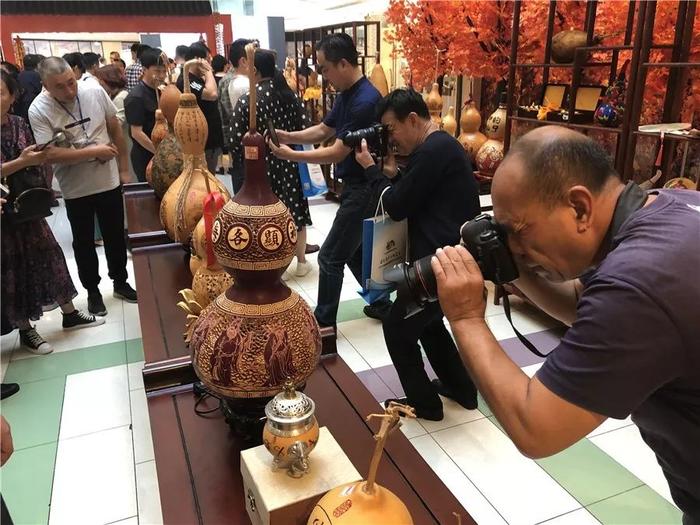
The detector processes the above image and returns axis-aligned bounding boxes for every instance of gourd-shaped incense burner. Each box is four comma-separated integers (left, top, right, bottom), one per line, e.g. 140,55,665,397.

308,402,415,524
457,98,487,162
160,59,230,243
262,381,319,477
189,45,321,410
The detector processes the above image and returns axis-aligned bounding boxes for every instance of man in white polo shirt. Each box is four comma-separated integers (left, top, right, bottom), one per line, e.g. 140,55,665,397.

28,57,137,317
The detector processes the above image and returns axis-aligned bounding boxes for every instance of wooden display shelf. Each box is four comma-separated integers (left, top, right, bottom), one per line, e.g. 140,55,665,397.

510,115,624,134
147,355,475,525
634,130,700,142
124,184,170,248
133,234,475,524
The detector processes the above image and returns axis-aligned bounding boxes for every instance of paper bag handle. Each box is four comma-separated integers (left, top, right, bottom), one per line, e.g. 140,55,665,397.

374,186,392,221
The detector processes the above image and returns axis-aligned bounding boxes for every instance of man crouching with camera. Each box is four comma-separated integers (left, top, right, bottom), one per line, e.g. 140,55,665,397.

354,88,481,421
433,125,700,523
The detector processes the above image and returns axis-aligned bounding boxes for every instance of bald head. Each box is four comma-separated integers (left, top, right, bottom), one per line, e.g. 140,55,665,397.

495,126,620,206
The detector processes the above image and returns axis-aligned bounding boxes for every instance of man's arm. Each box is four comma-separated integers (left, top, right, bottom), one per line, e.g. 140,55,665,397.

277,123,335,146
46,144,117,166
431,245,606,458
198,62,218,101
512,264,583,327
106,115,130,183
130,125,155,154
268,137,350,166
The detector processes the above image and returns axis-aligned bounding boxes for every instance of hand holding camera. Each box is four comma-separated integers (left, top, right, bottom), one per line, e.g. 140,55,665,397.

431,246,487,324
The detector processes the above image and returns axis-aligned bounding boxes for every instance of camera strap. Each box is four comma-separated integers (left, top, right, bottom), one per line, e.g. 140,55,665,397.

501,182,648,359
501,293,550,358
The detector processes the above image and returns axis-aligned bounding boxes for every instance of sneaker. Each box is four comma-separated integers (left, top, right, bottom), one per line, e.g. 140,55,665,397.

62,310,106,331
431,378,478,410
363,300,393,322
19,328,54,355
114,282,137,303
295,260,312,277
1,383,20,400
88,292,108,316
384,397,443,421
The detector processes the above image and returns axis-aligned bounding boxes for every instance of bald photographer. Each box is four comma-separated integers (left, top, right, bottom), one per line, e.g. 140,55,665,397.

432,126,700,524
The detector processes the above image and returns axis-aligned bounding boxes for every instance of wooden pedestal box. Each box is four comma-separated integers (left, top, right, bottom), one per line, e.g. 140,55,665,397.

241,426,361,525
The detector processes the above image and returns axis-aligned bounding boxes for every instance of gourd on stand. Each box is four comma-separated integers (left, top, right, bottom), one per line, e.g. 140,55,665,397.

188,44,321,441
159,59,230,244
441,106,457,137
426,82,442,125
457,97,487,162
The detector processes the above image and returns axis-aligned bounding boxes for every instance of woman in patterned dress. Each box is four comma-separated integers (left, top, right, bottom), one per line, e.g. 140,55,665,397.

229,49,314,277
0,70,104,355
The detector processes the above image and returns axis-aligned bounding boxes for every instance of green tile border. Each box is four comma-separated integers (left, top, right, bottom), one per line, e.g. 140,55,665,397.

536,439,644,506
0,376,65,451
3,338,143,384
483,414,673,518
587,485,682,524
336,298,370,324
0,441,57,525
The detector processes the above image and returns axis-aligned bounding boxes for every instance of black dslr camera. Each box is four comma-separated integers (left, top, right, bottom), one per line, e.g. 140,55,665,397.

384,214,519,318
341,124,390,157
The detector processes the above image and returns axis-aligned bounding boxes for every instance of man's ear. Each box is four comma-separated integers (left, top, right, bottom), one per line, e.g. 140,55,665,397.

567,185,594,233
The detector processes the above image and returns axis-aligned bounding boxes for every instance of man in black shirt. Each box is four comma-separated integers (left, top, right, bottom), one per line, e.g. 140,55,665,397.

355,89,481,421
124,48,166,182
176,42,222,173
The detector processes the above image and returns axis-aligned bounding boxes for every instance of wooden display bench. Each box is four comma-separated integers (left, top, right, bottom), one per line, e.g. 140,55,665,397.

131,244,475,525
123,182,169,249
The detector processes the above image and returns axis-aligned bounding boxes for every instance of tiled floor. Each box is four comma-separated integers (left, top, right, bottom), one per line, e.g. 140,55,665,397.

0,191,682,524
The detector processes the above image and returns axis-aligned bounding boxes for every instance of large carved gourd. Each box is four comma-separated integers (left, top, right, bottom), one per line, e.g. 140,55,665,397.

369,57,389,97
145,104,169,187
160,60,230,243
150,133,184,199
189,44,321,402
457,98,487,162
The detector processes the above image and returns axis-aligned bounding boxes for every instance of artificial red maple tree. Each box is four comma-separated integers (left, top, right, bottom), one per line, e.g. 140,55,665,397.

385,0,699,125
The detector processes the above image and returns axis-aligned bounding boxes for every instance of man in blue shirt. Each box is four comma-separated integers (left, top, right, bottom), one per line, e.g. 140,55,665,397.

269,33,392,330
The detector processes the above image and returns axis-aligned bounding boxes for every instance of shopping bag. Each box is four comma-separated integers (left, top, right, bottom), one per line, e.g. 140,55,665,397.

359,187,408,304
296,144,328,197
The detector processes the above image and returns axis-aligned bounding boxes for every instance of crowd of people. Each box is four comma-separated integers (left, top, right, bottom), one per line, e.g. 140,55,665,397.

0,31,698,525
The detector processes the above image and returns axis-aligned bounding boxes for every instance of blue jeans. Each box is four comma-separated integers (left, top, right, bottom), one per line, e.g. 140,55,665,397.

314,182,388,326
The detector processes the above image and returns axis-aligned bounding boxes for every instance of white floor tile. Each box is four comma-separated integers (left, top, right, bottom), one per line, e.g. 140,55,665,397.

335,332,371,373
522,362,544,378
136,460,164,525
485,306,560,341
418,396,485,433
398,413,428,440
124,300,142,340
410,435,507,525
586,415,634,438
128,361,145,391
433,418,580,525
0,331,18,382
589,425,676,506
59,365,131,440
538,508,600,524
337,318,393,369
50,425,137,525
130,388,155,464
109,517,138,525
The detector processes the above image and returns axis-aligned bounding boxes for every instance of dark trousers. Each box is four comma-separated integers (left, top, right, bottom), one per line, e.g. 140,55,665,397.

130,147,151,183
64,186,128,292
383,295,477,411
1,494,13,525
315,183,387,327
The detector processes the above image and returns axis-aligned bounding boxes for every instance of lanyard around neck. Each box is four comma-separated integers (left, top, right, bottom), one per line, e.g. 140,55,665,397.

55,95,88,138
